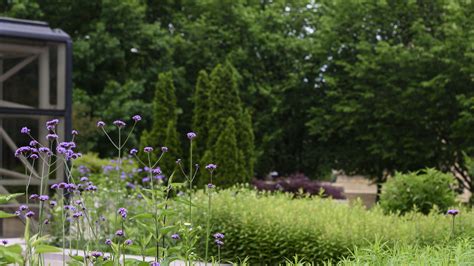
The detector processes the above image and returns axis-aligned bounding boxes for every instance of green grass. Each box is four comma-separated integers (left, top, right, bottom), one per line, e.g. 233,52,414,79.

193,187,474,264
335,238,474,265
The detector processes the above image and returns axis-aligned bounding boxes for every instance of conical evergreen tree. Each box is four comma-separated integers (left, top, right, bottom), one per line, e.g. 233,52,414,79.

238,108,255,181
192,70,212,157
206,62,242,148
162,120,181,177
202,117,245,188
140,71,180,165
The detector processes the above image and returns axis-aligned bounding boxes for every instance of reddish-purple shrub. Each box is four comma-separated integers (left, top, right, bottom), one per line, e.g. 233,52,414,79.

252,173,345,199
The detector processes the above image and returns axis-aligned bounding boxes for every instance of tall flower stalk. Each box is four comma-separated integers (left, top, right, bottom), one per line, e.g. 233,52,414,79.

204,163,217,262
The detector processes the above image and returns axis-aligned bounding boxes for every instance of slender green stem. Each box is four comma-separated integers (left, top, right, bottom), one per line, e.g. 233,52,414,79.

452,216,456,237
61,191,65,266
189,140,193,224
205,181,212,262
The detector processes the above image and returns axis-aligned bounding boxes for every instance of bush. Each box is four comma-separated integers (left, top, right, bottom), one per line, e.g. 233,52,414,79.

380,168,457,215
252,173,345,199
193,188,473,264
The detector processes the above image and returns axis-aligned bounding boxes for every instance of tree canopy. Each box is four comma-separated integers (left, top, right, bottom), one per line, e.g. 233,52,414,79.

2,0,474,195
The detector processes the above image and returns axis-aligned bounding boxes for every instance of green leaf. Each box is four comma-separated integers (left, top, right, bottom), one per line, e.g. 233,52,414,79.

0,193,23,204
159,225,176,235
35,244,62,253
69,255,84,262
0,211,16,218
131,212,154,220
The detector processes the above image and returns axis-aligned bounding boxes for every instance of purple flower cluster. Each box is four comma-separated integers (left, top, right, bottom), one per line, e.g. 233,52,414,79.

1,240,7,245
132,115,142,122
124,239,133,245
447,209,459,216
57,141,81,160
115,229,124,237
187,132,197,140
15,204,34,218
72,212,83,219
113,120,126,128
21,127,30,134
213,232,224,247
91,251,103,258
144,147,153,153
118,208,127,219
171,233,180,240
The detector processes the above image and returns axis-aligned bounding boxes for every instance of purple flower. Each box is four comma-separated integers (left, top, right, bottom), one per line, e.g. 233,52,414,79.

14,211,21,216
132,115,141,122
46,119,59,127
44,219,50,225
29,140,38,146
29,194,39,200
171,234,180,240
39,147,51,153
38,195,49,201
91,251,103,258
72,212,83,219
105,239,112,245
150,262,160,266
447,209,459,216
161,147,168,153
187,132,197,140
118,208,127,219
152,167,162,175
80,177,89,182
215,239,224,247
126,182,136,189
142,177,150,183
113,120,126,128
50,201,57,207
46,125,55,131
97,121,106,127
205,164,217,172
26,211,35,218
144,147,153,153
115,229,124,237
64,205,75,211
46,134,59,140
29,154,39,160
1,240,7,245
15,146,31,157
72,129,79,135
213,233,224,239
21,127,30,134
208,183,215,189
130,148,138,155
51,184,59,189
75,200,82,205
19,205,28,211
124,239,133,245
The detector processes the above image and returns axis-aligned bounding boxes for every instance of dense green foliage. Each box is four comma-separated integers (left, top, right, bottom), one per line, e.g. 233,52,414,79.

193,188,469,264
140,72,181,172
2,1,474,192
337,238,474,265
201,118,246,187
380,168,457,215
195,63,254,185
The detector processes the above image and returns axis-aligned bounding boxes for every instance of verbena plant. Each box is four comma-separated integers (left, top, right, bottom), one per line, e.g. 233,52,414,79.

1,115,224,265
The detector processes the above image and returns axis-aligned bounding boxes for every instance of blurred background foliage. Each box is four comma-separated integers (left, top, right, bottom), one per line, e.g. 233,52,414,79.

1,0,474,193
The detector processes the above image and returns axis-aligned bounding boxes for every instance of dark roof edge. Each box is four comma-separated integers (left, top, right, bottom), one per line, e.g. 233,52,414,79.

0,29,71,42
0,17,48,27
